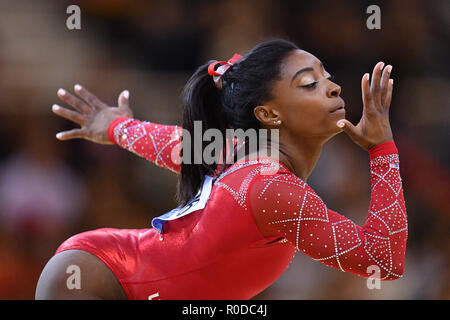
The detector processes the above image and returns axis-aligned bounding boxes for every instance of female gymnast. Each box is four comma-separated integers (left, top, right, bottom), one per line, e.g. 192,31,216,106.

36,39,407,300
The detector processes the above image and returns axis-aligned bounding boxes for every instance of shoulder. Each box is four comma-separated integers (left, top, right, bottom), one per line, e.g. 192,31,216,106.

211,158,291,208
214,158,288,187
246,159,309,203
246,162,323,237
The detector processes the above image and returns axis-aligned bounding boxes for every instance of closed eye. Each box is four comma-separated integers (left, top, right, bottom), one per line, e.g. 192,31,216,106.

300,82,318,89
300,76,334,89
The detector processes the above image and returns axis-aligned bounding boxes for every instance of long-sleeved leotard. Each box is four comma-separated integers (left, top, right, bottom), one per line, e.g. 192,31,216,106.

107,117,407,279
249,141,407,280
56,117,407,299
107,116,182,173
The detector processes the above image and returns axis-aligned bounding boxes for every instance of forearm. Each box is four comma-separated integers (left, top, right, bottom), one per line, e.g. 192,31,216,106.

250,141,408,280
301,142,406,279
107,117,182,173
362,140,407,277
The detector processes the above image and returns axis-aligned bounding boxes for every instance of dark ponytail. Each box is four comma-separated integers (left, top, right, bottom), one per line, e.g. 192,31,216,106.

177,39,299,207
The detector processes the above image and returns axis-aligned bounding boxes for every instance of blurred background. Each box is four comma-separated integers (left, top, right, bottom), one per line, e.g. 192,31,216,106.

0,0,448,299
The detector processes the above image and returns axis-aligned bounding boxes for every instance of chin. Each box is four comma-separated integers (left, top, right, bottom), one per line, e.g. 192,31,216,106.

324,126,343,140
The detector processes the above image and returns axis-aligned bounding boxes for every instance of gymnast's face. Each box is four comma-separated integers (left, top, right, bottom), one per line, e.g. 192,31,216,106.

256,49,345,139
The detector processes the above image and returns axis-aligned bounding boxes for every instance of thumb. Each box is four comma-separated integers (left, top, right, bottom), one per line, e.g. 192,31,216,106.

337,119,361,143
118,90,130,110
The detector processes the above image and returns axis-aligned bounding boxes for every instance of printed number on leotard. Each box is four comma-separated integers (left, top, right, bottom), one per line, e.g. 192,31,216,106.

151,175,213,233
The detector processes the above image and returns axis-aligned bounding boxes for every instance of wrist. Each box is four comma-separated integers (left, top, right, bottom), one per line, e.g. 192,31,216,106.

107,116,131,144
368,140,398,159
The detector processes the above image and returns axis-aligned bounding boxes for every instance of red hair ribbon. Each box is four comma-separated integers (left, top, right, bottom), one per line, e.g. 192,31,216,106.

208,53,242,88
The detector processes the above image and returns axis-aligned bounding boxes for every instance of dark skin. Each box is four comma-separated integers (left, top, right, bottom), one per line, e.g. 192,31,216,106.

36,49,394,299
35,250,127,299
253,50,393,182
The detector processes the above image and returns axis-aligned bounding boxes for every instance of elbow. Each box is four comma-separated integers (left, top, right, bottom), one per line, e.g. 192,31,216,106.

384,271,404,281
383,262,405,281
384,273,404,281
397,263,405,278
385,244,407,280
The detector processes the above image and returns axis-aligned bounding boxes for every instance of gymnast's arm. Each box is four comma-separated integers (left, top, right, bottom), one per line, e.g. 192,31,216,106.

249,141,407,280
250,62,407,279
52,84,182,173
35,249,127,300
106,116,181,173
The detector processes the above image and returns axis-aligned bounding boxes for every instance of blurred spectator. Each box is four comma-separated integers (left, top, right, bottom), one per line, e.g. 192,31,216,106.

0,0,448,299
0,115,87,258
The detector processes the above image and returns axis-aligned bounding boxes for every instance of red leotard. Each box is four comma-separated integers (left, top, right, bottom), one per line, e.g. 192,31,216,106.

56,117,408,299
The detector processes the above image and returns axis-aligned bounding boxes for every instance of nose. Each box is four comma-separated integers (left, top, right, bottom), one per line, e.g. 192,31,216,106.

327,82,341,98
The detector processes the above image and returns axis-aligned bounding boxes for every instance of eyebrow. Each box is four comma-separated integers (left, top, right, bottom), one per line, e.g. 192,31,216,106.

290,62,324,85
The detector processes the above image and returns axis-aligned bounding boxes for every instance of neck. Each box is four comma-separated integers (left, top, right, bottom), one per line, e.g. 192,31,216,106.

266,133,332,182
236,130,333,182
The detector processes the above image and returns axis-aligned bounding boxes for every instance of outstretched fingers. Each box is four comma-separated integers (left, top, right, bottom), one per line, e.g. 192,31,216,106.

361,73,371,109
52,104,85,126
58,88,91,114
118,90,130,110
380,65,392,109
56,128,88,141
370,61,384,109
383,79,394,109
74,84,108,110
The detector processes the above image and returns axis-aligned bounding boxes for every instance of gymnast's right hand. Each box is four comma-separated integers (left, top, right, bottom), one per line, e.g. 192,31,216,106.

52,84,134,145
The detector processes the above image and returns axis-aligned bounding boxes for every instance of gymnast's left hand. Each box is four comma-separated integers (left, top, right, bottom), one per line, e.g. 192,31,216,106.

52,84,133,145
336,62,394,151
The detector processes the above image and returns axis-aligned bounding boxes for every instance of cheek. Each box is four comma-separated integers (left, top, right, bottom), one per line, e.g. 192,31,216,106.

285,97,329,132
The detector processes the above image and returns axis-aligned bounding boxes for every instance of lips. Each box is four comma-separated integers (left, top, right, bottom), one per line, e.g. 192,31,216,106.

330,104,345,113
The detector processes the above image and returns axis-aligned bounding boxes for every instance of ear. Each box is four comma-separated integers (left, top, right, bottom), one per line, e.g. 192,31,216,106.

253,105,281,127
